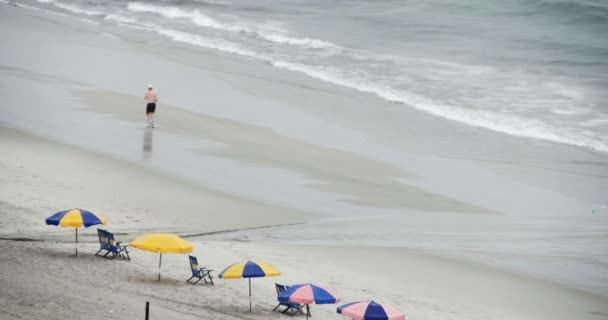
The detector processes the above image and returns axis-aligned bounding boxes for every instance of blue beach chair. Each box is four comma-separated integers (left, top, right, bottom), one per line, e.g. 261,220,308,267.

186,255,214,285
273,283,303,315
95,229,111,257
107,231,130,260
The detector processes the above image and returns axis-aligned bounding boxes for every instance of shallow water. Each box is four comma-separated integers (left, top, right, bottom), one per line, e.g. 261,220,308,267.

7,0,608,152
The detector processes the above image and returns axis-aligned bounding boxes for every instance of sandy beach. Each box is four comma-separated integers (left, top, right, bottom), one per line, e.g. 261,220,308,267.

2,235,608,320
1,128,607,319
1,2,608,320
1,75,607,320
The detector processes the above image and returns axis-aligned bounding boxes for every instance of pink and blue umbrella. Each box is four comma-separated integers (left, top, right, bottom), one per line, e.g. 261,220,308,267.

337,300,405,320
278,283,340,319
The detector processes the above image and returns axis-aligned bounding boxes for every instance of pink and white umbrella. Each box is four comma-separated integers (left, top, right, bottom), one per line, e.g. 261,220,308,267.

337,300,405,320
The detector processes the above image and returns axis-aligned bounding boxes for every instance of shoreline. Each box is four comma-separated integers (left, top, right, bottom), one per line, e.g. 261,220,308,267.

76,88,487,214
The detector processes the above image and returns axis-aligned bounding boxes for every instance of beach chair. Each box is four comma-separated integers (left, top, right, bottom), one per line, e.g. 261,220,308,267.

273,283,303,315
95,228,111,257
186,255,214,285
106,231,130,260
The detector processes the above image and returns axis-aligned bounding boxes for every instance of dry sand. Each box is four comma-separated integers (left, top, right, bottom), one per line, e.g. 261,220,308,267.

2,238,608,320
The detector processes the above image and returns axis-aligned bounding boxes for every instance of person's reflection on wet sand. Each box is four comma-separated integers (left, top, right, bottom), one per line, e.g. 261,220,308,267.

142,128,153,159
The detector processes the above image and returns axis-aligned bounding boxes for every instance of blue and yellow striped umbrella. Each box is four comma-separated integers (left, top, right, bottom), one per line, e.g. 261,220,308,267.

46,208,107,256
219,261,281,311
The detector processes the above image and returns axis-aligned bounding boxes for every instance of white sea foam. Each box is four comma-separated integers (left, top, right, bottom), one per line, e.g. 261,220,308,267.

103,13,266,59
261,33,335,49
35,0,103,16
8,1,74,16
154,28,265,60
417,58,495,75
580,118,608,127
545,81,584,100
23,0,100,23
105,14,139,25
1,0,41,11
77,17,99,24
550,107,592,116
102,32,120,40
126,2,336,49
192,0,229,5
270,61,608,153
348,50,495,76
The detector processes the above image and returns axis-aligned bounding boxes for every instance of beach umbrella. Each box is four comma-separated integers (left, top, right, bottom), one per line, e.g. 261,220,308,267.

278,283,340,319
130,233,193,281
219,261,280,311
337,300,405,320
45,208,107,256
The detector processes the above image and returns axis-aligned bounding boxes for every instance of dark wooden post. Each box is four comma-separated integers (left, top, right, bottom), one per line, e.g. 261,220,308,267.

145,301,150,320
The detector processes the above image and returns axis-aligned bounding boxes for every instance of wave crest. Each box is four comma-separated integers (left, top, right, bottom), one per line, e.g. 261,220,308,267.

35,0,103,16
126,2,336,49
270,61,608,153
153,27,265,60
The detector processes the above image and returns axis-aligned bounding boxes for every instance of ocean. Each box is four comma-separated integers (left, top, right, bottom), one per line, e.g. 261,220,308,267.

6,0,608,153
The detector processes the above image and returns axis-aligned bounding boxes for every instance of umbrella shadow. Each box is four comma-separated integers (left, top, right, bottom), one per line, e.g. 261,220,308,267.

37,245,95,258
129,275,185,287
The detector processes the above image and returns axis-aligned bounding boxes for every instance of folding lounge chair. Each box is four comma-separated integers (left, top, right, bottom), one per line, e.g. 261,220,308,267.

107,231,130,260
273,283,303,315
186,255,214,285
95,228,111,257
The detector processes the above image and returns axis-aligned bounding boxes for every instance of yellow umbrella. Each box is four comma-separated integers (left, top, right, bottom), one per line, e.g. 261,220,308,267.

130,233,193,281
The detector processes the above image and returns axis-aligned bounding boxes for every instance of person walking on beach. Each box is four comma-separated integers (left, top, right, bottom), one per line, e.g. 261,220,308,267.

144,84,158,128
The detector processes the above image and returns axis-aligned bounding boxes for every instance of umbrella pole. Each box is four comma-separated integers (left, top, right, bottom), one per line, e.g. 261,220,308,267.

158,253,162,281
75,228,78,256
249,278,252,312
